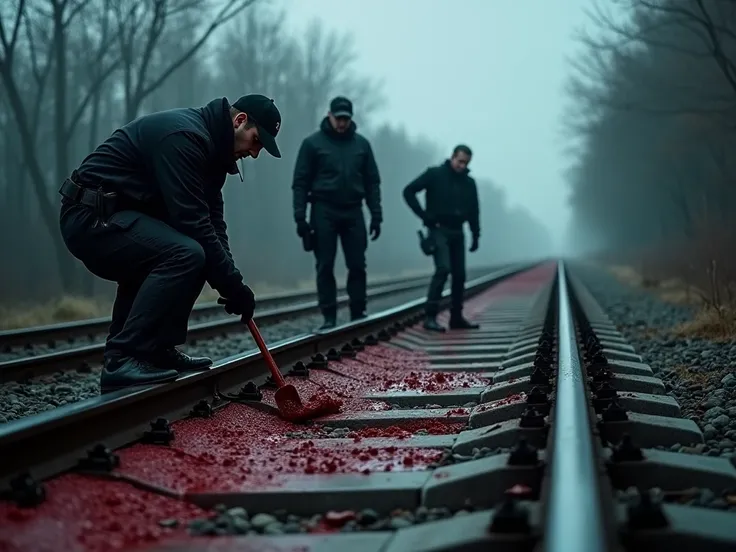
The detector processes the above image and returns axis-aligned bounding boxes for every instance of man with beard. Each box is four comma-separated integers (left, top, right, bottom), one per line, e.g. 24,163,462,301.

403,144,481,332
59,95,281,392
292,96,382,329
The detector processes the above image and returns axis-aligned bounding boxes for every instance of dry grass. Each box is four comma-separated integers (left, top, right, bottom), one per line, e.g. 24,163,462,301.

0,296,111,330
607,265,704,307
670,364,713,386
0,268,434,330
606,251,736,340
655,278,705,307
608,265,644,287
671,307,736,340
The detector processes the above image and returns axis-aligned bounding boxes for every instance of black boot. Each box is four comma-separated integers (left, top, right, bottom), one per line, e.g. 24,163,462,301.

350,300,367,322
423,317,446,333
318,308,337,331
100,357,179,394
350,310,367,322
449,316,480,330
156,348,213,372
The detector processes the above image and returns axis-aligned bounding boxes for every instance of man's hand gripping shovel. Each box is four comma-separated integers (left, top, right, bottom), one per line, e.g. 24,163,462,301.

232,311,342,423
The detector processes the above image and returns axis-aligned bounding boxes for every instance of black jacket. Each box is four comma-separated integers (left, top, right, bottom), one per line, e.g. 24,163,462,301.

403,160,480,238
292,117,382,223
74,97,244,297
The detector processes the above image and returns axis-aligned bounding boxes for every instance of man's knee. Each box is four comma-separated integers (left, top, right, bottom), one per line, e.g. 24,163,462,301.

434,261,451,279
315,259,336,280
344,250,366,273
169,239,206,272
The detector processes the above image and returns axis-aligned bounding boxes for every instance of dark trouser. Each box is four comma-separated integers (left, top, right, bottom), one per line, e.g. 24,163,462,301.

426,227,466,319
310,202,368,318
59,202,206,362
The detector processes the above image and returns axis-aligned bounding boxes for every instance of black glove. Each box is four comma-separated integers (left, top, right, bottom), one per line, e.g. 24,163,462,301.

422,213,438,228
296,220,310,238
217,284,256,321
301,232,314,252
469,235,479,252
369,219,381,241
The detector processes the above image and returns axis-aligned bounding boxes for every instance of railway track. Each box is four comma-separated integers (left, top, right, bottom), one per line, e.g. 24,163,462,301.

0,272,465,355
0,270,493,384
0,261,733,552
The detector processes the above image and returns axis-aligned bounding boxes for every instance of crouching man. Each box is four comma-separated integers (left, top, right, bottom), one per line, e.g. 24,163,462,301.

59,95,282,392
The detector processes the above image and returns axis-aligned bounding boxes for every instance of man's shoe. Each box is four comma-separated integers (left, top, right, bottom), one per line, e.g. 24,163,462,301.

449,317,480,330
350,311,367,322
423,318,446,333
157,348,213,372
100,357,179,394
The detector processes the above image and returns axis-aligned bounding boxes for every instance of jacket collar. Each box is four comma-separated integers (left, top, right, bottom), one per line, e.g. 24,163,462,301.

201,97,239,176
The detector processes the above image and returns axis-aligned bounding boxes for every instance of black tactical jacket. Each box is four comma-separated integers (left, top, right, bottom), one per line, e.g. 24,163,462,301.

403,160,480,238
292,118,382,223
73,97,244,297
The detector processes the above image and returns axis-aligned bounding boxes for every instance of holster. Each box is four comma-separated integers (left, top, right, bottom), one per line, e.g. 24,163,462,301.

59,176,118,226
417,229,436,256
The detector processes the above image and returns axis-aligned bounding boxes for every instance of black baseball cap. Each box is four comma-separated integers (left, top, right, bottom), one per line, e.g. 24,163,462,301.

329,96,353,118
232,94,282,158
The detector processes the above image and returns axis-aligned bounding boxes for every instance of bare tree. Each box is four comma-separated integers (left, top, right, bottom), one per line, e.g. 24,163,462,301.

112,0,257,122
0,0,124,291
564,0,736,293
296,20,385,127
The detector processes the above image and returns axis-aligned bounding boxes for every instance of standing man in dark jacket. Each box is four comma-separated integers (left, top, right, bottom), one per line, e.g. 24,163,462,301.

403,145,481,332
292,96,382,330
58,95,282,392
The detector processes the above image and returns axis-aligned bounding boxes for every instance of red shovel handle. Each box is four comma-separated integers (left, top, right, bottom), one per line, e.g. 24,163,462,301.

246,319,286,388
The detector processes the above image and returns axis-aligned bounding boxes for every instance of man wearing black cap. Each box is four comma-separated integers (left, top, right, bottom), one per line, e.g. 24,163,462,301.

58,95,282,392
403,144,481,332
292,96,382,330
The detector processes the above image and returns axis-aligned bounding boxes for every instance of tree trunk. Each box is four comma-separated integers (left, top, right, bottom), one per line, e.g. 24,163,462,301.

0,65,78,293
52,4,78,292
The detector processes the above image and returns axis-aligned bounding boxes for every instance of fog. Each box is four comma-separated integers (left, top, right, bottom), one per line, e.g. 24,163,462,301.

0,0,597,310
285,0,592,249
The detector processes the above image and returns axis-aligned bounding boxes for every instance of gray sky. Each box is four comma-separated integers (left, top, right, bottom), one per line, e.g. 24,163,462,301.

282,0,593,249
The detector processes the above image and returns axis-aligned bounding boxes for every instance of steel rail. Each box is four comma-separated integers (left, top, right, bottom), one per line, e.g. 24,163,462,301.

543,261,612,552
0,270,469,349
0,275,450,383
0,262,536,487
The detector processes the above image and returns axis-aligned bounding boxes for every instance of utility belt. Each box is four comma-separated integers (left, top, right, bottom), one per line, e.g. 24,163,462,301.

59,172,119,227
308,194,363,211
434,219,464,231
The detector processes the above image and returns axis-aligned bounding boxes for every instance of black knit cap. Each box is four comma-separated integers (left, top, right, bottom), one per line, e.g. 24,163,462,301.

232,94,282,158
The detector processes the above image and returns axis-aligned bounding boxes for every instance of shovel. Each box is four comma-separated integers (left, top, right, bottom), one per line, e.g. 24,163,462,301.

246,319,342,422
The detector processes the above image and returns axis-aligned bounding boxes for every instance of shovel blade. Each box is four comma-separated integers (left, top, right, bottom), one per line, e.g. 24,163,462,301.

274,384,343,423
274,384,305,419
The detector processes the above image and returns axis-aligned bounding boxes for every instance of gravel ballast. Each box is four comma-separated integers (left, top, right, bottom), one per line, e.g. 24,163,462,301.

575,264,736,461
0,288,426,424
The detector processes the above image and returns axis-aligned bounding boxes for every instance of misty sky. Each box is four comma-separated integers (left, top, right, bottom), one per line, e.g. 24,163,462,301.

282,0,594,250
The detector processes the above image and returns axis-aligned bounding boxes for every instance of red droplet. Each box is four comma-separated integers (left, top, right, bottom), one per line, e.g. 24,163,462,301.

324,510,357,527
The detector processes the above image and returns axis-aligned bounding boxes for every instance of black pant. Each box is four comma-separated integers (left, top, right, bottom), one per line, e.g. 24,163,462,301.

59,202,206,361
310,202,368,317
426,227,466,319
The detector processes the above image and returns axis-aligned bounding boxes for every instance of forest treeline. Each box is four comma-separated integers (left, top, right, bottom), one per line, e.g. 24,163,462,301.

565,0,736,292
0,0,551,304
